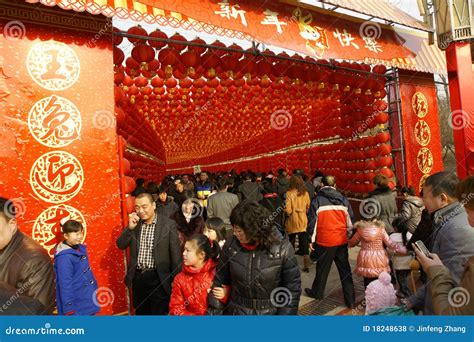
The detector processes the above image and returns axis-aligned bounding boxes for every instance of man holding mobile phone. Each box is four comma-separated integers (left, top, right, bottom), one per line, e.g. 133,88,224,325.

116,192,182,315
406,172,474,314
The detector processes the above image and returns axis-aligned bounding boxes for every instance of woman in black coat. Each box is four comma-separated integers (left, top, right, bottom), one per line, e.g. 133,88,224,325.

212,200,301,315
172,190,205,248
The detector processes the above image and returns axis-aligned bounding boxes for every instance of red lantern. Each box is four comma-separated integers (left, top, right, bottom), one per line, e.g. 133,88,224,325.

165,77,178,88
127,25,147,45
211,40,227,57
180,50,201,68
373,99,388,111
169,33,187,51
132,44,155,64
189,38,207,55
377,143,392,156
376,131,391,143
134,76,148,87
151,77,164,88
148,29,167,48
374,112,389,124
125,57,140,70
158,47,180,66
113,47,124,66
112,27,123,45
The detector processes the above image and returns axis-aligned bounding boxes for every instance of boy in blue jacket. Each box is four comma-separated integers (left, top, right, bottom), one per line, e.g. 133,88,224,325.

54,220,99,315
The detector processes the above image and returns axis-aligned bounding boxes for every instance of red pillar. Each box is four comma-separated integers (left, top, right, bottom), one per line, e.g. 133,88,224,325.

445,42,474,177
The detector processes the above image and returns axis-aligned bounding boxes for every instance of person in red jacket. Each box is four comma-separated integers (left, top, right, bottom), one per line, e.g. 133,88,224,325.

169,234,224,315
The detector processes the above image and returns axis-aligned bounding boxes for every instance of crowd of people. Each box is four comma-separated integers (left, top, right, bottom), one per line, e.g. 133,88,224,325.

1,169,473,316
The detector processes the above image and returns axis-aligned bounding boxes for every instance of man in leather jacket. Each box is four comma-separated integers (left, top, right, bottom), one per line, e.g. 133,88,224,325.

0,197,56,315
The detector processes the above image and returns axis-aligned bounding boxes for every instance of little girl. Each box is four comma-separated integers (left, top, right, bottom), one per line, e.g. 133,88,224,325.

349,219,406,288
169,234,223,315
54,219,99,315
203,217,227,249
390,217,414,298
365,271,397,314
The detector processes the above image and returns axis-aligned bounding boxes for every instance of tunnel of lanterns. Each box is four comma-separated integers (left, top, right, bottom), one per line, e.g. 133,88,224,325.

114,25,395,197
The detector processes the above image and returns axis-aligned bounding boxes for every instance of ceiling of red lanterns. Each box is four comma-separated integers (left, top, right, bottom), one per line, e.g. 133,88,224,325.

113,25,389,168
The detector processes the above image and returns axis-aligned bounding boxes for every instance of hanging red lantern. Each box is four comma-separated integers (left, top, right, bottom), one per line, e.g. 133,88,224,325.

125,57,140,70
151,77,164,88
113,47,125,66
132,44,155,64
112,27,123,45
180,49,201,68
372,65,387,74
376,131,391,143
114,70,125,85
373,99,388,111
134,76,148,87
211,40,227,57
169,32,187,51
374,112,389,124
377,156,393,167
189,38,207,55
202,50,221,71
179,78,193,89
127,25,147,45
228,43,243,59
377,143,392,156
165,77,178,88
379,168,394,178
158,47,180,66
148,29,167,48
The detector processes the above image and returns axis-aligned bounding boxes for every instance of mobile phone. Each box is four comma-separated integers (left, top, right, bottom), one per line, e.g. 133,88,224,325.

414,240,431,258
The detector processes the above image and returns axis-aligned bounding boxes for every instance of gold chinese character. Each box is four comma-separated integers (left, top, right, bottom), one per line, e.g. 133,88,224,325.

414,120,431,146
363,37,383,53
214,0,247,27
261,9,287,34
333,28,359,49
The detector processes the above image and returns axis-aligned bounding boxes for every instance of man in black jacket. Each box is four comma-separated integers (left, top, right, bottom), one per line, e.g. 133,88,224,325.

116,193,182,315
0,197,55,315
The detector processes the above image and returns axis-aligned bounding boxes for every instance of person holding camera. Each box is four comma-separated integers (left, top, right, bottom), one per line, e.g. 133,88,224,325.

407,172,474,314
413,175,474,315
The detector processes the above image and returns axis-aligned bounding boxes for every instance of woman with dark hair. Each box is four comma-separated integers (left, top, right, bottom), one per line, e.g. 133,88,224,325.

213,200,301,315
172,190,205,248
397,186,424,234
368,174,398,234
156,186,179,219
284,176,311,272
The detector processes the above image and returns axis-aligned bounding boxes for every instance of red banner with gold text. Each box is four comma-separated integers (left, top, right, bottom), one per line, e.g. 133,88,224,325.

398,71,444,192
143,0,414,61
0,5,127,314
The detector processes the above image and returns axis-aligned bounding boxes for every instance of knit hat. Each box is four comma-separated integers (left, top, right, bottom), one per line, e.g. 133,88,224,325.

365,272,397,315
